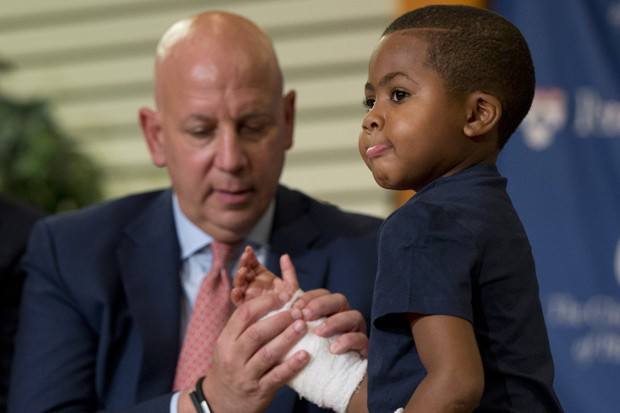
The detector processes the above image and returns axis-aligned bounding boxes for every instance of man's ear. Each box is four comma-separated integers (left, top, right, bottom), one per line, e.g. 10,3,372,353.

282,90,296,150
138,107,167,167
463,92,502,138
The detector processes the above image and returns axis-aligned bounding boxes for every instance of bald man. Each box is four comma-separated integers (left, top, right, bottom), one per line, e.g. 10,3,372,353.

9,11,381,413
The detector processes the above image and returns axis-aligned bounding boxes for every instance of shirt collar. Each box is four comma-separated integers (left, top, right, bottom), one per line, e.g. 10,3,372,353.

172,193,274,260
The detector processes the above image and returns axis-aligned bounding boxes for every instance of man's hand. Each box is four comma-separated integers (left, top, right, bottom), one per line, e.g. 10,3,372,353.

292,289,369,358
199,293,309,413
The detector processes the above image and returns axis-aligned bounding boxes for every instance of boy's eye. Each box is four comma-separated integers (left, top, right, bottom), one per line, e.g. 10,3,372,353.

391,90,408,102
362,97,375,110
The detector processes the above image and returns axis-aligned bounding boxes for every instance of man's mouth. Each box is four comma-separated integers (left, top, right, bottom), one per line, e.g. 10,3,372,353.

214,188,253,205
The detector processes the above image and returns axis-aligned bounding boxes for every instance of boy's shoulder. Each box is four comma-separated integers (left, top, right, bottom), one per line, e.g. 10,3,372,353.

410,164,506,206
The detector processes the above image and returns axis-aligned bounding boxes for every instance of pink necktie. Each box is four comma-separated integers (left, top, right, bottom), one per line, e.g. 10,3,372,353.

173,241,238,391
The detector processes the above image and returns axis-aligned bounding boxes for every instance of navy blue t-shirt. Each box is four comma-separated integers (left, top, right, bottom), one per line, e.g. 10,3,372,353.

368,165,563,412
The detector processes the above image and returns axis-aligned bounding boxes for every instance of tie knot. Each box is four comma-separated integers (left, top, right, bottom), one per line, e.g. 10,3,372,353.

210,241,240,269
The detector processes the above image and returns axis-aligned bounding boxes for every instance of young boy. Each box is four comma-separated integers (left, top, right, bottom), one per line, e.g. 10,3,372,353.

233,5,564,412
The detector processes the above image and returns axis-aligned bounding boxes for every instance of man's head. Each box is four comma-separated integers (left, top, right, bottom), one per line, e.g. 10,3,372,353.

139,11,295,242
383,5,535,148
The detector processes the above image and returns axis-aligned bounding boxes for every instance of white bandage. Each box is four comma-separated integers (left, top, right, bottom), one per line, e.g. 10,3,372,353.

263,290,367,413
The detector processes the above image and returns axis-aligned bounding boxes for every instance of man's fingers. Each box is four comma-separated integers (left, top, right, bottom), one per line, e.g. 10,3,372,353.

293,290,349,321
327,332,369,358
225,293,290,343
293,288,329,304
259,349,310,388
312,309,368,357
313,309,366,336
247,317,307,378
310,308,369,358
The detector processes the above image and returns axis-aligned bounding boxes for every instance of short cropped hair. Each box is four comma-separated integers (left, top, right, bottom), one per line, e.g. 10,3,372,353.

383,5,535,148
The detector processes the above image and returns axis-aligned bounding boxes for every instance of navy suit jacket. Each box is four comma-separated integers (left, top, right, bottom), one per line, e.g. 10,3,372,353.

0,196,44,412
9,186,381,413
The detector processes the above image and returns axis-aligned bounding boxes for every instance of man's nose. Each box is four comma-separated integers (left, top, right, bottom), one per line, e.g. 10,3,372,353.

214,128,247,172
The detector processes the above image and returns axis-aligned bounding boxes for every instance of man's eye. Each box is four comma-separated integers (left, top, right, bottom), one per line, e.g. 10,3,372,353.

391,90,408,102
243,123,264,132
362,98,375,110
239,121,269,138
238,114,276,138
189,127,215,138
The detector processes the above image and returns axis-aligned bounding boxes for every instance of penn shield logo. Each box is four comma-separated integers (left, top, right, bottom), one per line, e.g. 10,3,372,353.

520,87,569,151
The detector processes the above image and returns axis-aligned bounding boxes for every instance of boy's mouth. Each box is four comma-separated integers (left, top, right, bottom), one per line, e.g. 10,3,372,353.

365,143,391,159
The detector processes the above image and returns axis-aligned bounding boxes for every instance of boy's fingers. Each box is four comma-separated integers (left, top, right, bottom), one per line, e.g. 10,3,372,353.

238,246,251,265
233,266,245,288
279,254,300,291
230,287,244,306
239,245,261,270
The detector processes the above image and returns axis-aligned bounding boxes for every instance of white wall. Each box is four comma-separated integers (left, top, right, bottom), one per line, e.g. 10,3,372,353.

0,0,397,218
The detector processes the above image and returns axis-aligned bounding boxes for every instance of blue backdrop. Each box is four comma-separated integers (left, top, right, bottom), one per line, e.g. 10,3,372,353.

492,1,620,411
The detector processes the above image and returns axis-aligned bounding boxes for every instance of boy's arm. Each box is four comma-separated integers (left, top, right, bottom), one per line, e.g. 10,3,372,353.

346,373,368,413
231,246,368,413
403,314,484,412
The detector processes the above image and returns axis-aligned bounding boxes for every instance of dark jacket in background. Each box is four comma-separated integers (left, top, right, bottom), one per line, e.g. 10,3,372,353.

0,196,44,413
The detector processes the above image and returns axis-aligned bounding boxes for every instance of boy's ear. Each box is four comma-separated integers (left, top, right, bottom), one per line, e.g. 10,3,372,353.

463,92,502,138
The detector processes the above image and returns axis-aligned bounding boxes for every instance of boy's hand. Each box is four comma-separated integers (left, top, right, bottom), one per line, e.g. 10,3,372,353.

230,247,368,357
231,246,300,306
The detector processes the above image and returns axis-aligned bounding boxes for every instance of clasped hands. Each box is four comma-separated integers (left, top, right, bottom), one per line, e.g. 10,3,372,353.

200,247,368,413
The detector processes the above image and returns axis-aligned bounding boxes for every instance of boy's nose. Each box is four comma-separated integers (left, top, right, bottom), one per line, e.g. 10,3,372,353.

362,107,383,133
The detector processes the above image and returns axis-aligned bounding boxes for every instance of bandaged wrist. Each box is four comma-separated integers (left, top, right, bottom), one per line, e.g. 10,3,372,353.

264,289,367,413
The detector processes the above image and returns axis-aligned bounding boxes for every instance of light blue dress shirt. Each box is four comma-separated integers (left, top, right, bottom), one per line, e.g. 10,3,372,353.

170,194,274,411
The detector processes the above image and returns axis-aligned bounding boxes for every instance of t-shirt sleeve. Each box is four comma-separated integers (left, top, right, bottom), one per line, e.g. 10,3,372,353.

372,201,479,328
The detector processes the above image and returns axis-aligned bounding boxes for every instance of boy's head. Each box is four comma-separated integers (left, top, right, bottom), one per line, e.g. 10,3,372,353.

358,5,535,192
383,5,534,148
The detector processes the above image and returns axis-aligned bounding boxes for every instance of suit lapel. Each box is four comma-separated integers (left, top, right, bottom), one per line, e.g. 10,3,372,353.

117,190,181,398
269,186,329,291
